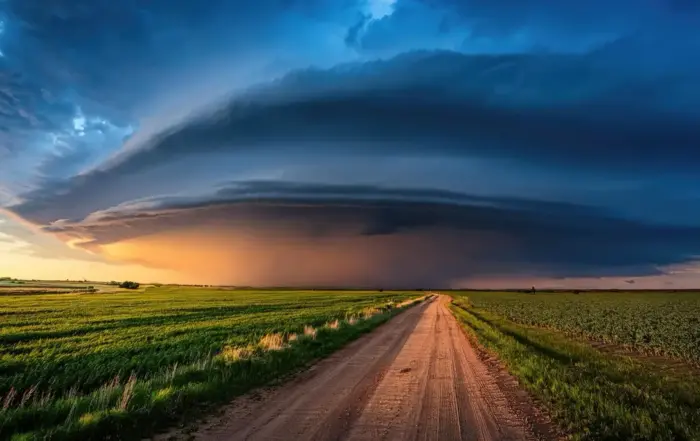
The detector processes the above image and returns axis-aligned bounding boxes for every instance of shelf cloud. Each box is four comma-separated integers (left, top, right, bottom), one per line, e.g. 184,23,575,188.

1,0,699,286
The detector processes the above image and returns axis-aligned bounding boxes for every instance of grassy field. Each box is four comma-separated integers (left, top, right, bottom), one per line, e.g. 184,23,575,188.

449,291,700,441
0,286,422,440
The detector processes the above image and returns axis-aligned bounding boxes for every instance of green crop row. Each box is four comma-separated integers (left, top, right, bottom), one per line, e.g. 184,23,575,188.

453,291,700,363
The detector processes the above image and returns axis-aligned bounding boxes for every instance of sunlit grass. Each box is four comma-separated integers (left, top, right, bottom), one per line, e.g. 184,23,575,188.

0,287,423,440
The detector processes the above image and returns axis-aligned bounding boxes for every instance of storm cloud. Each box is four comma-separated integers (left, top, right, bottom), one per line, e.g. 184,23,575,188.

7,49,700,228
31,181,700,286
1,0,699,287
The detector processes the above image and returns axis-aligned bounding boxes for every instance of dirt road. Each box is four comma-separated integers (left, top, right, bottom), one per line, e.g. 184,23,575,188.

191,296,541,441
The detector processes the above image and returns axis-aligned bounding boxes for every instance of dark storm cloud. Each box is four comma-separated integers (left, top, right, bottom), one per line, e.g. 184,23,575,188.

0,63,131,185
42,181,700,282
3,0,255,118
0,0,358,120
52,180,601,226
437,0,687,32
0,0,356,187
0,63,75,154
1,0,697,181
1,0,693,164
8,48,700,226
353,0,699,53
1,0,699,285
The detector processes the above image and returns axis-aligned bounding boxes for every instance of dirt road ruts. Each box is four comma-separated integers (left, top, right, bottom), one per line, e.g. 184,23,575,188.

187,296,541,441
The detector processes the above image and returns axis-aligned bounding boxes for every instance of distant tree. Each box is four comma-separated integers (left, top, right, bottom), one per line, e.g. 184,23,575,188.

119,281,140,289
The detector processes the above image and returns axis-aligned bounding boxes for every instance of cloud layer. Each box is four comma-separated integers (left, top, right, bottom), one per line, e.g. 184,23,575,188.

25,181,700,286
1,0,699,286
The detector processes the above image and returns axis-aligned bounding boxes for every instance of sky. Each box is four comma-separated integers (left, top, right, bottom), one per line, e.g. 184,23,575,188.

1,0,699,288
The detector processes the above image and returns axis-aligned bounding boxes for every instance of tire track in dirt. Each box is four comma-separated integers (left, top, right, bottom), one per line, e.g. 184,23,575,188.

189,300,428,441
177,295,550,441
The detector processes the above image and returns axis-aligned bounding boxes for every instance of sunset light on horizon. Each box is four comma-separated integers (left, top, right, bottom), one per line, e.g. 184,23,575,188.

1,0,700,288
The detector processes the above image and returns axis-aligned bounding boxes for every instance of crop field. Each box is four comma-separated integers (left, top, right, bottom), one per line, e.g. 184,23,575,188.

0,280,102,296
0,287,421,440
449,291,700,440
461,290,700,363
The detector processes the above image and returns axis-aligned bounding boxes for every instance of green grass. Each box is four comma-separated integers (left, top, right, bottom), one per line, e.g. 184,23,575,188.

449,292,700,441
0,287,422,440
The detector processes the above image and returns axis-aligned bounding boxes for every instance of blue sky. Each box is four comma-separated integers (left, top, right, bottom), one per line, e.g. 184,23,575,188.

1,0,699,287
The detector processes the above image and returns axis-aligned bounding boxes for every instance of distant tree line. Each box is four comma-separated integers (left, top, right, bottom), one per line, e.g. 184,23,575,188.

0,277,23,284
107,281,140,289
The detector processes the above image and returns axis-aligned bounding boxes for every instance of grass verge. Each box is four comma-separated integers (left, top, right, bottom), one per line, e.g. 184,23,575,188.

3,297,427,441
448,297,700,441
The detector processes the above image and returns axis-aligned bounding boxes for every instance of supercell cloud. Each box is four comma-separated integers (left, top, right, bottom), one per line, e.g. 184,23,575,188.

1,0,699,287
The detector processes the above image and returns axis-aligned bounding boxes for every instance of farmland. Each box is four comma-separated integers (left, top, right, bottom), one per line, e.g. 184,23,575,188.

0,279,101,296
0,286,421,440
460,290,700,363
449,291,700,440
